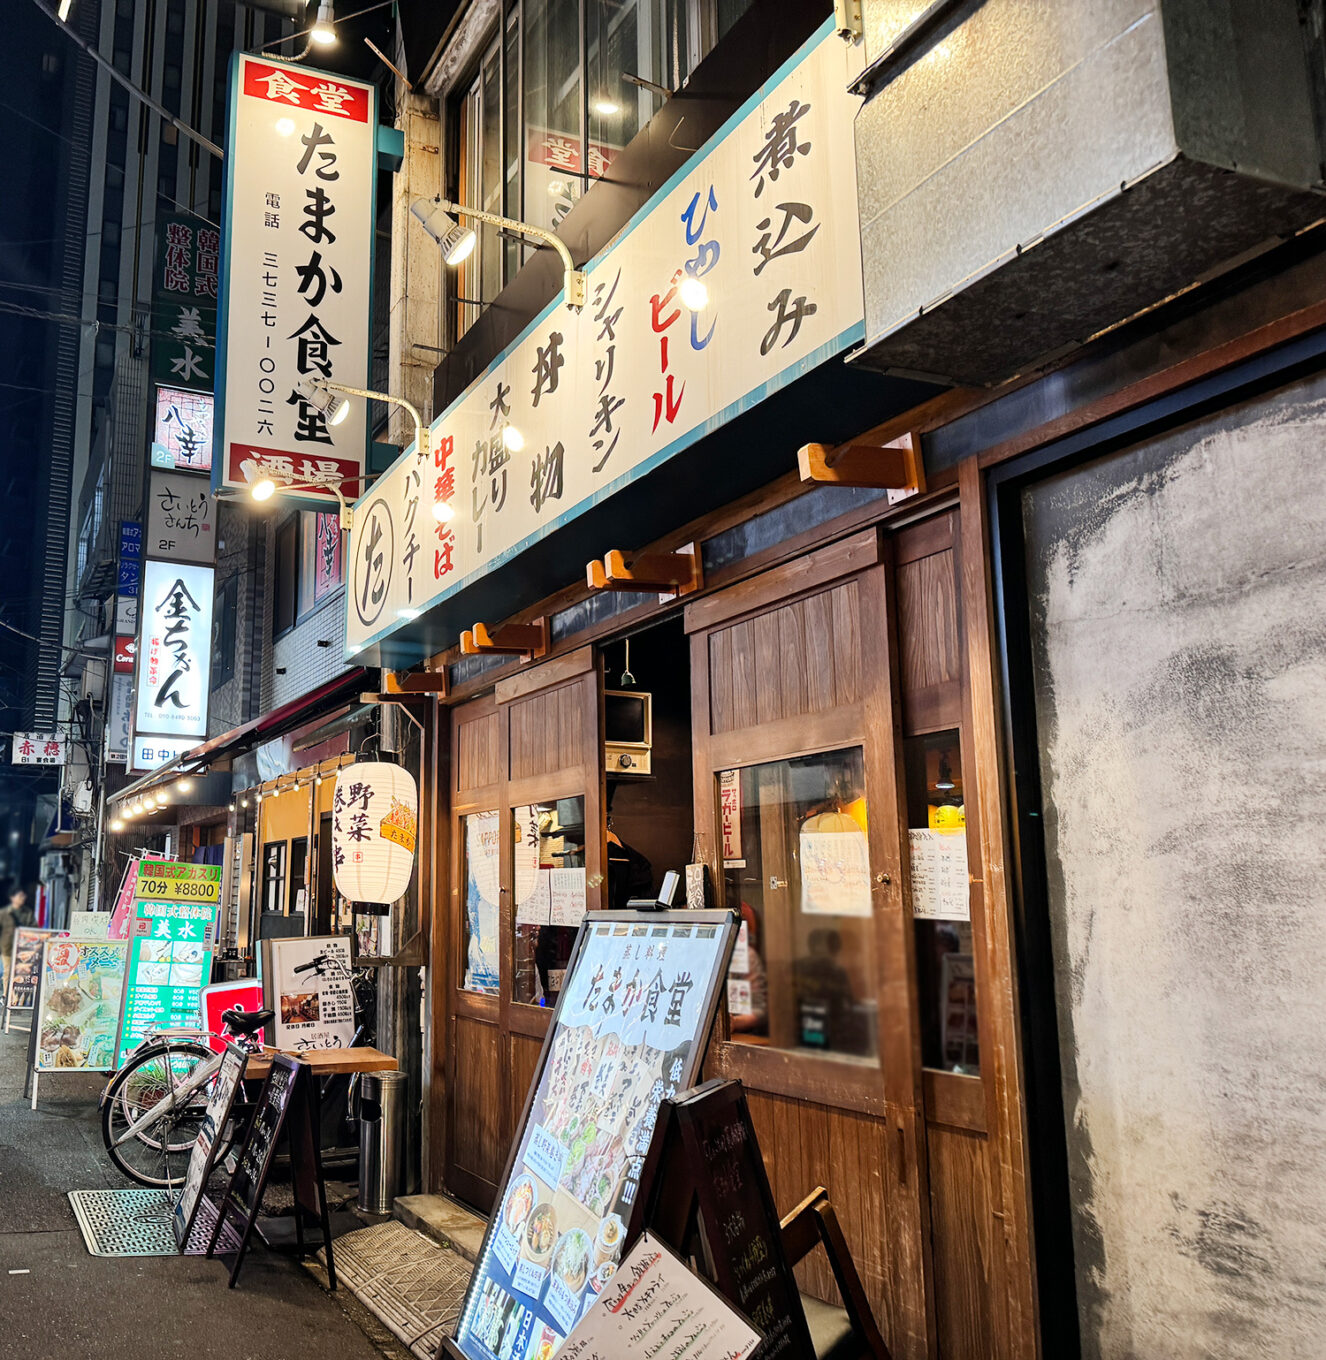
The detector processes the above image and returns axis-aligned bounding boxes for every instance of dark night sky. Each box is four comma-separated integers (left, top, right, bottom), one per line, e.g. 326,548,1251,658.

0,1,72,848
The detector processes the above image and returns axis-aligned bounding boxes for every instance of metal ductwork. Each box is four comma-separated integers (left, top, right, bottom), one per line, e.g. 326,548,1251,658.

852,0,1326,385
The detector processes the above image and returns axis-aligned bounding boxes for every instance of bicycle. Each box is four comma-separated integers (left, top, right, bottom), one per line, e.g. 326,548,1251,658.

99,1006,272,1188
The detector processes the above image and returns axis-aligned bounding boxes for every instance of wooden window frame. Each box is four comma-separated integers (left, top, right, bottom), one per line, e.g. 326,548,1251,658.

687,532,924,1120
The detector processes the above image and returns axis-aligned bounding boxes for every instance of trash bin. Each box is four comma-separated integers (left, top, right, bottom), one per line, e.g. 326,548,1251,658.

357,1069,408,1214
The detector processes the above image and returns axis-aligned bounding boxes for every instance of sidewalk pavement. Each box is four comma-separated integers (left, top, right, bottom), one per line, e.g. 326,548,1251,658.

0,1024,409,1360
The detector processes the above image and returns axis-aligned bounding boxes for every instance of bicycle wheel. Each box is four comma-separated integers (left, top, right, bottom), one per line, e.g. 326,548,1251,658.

101,1041,235,1188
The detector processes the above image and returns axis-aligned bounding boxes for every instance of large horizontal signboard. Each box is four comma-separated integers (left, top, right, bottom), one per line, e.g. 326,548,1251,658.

216,56,375,502
346,22,864,657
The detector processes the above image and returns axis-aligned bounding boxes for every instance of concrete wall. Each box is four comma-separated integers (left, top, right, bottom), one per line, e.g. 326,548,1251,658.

1023,372,1326,1357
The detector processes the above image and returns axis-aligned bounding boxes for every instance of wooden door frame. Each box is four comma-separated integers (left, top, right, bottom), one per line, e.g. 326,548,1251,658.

686,533,937,1356
433,652,606,1203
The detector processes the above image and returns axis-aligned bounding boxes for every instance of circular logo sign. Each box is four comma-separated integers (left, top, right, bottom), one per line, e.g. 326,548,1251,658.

352,498,394,628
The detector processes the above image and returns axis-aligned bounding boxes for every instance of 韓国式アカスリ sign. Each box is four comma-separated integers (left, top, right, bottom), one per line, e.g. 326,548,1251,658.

345,21,864,657
215,57,375,504
135,859,222,905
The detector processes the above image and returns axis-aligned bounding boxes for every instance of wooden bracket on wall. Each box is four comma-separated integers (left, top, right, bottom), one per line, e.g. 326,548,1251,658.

585,544,701,597
798,431,925,498
459,619,548,659
383,669,449,697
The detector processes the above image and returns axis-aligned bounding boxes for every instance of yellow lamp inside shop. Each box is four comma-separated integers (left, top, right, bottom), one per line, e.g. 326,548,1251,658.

331,763,420,908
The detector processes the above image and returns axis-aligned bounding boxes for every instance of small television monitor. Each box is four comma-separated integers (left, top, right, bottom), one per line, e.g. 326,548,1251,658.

604,689,652,774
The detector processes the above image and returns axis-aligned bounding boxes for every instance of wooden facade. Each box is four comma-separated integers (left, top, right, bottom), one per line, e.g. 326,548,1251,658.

413,467,1041,1359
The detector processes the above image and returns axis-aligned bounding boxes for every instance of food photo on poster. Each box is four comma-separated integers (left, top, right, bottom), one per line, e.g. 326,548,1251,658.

33,939,129,1071
447,911,737,1360
261,934,356,1052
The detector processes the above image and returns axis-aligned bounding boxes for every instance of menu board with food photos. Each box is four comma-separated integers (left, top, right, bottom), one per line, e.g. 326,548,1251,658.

444,910,738,1360
32,938,129,1071
5,927,64,1016
116,897,219,1064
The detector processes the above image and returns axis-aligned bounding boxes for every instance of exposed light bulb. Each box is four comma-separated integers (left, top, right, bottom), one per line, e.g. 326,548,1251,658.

593,98,620,116
311,3,337,44
329,397,351,426
431,499,456,524
252,478,276,501
679,276,708,310
109,818,124,832
503,425,525,452
177,778,193,794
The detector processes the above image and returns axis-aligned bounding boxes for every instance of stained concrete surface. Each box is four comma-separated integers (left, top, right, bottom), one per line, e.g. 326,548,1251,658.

0,1025,407,1360
1024,372,1326,1358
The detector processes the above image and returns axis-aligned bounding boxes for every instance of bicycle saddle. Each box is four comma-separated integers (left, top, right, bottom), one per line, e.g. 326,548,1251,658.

222,1007,274,1035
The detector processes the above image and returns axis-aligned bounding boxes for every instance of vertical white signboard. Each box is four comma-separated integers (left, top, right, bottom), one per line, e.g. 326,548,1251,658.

133,560,215,742
216,56,375,502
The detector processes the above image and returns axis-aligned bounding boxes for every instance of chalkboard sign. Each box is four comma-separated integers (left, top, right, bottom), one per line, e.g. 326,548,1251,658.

630,1079,815,1360
174,1043,248,1250
207,1053,335,1288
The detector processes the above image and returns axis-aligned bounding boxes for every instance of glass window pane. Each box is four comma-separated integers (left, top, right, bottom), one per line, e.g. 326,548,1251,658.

504,12,521,280
513,796,587,1007
719,748,878,1061
297,511,317,619
461,810,501,994
586,0,655,178
904,731,979,1074
523,0,583,240
480,43,503,306
458,78,482,336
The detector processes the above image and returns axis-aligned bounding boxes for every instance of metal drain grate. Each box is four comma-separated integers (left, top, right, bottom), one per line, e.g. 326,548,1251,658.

68,1189,241,1258
322,1220,473,1359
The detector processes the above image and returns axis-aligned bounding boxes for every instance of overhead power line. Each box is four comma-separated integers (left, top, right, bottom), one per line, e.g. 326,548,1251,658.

30,0,224,160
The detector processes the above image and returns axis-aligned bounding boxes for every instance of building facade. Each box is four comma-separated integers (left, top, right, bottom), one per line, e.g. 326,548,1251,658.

108,1,1326,1355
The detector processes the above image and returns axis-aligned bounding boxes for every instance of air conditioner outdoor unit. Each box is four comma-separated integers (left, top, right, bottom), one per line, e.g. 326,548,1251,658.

852,0,1326,385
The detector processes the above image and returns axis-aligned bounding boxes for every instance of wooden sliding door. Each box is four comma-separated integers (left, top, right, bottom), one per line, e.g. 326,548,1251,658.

443,649,605,1211
687,528,934,1359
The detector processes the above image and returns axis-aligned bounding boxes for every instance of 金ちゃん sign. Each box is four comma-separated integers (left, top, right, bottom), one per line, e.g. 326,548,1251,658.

217,57,375,504
133,560,215,741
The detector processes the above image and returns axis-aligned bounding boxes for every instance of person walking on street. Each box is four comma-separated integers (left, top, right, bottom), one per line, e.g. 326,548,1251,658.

0,886,27,994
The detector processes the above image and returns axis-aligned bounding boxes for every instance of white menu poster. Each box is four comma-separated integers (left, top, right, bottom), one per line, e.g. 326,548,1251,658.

449,912,738,1360
261,934,355,1052
549,869,587,928
908,829,971,921
558,1232,761,1360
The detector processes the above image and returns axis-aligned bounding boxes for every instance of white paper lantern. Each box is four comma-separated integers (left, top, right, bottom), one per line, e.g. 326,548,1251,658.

332,762,419,905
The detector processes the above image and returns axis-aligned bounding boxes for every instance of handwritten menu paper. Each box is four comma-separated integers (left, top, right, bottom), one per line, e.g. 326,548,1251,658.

515,869,552,926
908,829,970,921
558,1232,760,1360
549,868,587,927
